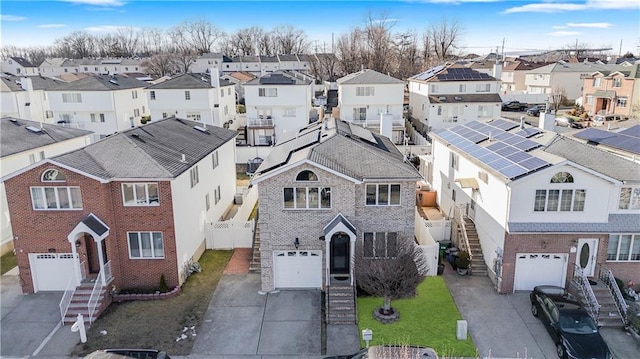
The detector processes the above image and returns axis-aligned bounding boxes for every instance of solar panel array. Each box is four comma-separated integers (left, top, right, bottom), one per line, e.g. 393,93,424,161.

515,128,541,138
573,126,640,155
258,130,320,172
259,74,294,85
436,67,494,81
348,122,377,144
413,65,445,81
435,120,550,179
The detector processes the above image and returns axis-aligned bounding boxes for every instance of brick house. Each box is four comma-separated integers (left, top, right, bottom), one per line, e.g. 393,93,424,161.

250,118,421,295
3,117,237,294
581,63,639,119
427,119,639,295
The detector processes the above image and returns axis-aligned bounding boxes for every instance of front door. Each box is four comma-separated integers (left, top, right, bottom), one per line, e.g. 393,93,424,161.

577,238,598,277
330,233,350,277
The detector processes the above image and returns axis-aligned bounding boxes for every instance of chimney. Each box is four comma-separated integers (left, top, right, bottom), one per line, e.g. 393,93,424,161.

492,62,502,79
210,68,220,88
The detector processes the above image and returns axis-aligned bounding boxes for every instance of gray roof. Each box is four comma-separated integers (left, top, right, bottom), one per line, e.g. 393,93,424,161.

278,54,299,62
51,74,148,91
10,57,36,68
527,62,615,74
543,135,640,182
1,117,93,157
200,53,223,59
52,117,237,180
509,214,640,233
1,78,23,92
428,93,502,103
145,73,231,90
260,56,278,63
337,69,405,85
254,118,420,182
246,70,312,86
241,56,260,62
28,76,66,90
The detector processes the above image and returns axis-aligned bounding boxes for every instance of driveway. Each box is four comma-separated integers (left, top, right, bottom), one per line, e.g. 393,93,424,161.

443,265,640,358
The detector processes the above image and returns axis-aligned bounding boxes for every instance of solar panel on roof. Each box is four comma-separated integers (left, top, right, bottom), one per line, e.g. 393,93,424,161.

518,157,549,171
515,128,541,138
488,119,519,131
574,126,640,155
500,165,528,178
414,65,444,80
512,139,541,152
348,123,376,143
505,152,530,162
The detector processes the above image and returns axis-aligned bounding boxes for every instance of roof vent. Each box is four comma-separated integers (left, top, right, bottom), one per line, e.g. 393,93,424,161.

180,154,188,163
193,125,210,133
454,96,462,101
109,79,119,85
9,118,18,123
131,133,140,138
26,125,43,133
438,96,447,101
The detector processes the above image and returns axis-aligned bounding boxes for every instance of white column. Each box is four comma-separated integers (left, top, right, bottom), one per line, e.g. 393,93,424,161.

71,237,82,285
95,237,106,283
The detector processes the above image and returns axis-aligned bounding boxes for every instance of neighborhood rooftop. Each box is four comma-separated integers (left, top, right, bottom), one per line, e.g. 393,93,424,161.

1,117,93,158
51,74,149,91
337,69,405,85
145,72,232,89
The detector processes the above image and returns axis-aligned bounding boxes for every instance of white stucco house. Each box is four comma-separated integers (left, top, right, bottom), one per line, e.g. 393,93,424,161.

0,76,65,123
1,57,39,76
408,64,502,132
0,117,93,256
145,69,236,127
244,70,313,145
47,74,149,141
38,58,145,78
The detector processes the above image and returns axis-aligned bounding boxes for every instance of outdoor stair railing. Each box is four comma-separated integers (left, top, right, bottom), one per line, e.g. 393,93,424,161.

453,204,473,265
573,264,599,323
598,266,628,325
88,260,112,324
59,277,75,323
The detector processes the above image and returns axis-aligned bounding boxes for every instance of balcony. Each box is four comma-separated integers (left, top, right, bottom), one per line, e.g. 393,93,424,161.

350,116,405,129
247,117,274,128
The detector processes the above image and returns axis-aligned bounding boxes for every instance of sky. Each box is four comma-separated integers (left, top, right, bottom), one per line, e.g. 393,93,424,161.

1,0,639,56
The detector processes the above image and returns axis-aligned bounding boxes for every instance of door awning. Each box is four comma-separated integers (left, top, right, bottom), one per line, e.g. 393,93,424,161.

455,178,479,189
592,90,616,98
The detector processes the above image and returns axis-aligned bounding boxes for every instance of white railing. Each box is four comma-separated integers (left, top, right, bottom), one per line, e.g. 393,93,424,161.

103,260,112,283
573,264,599,322
247,117,274,127
88,266,106,324
79,260,87,281
453,204,473,264
59,277,75,322
599,266,628,324
350,116,405,128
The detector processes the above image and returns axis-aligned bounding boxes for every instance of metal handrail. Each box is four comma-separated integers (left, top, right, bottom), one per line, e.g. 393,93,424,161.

573,264,600,322
59,277,75,322
453,204,473,266
103,260,112,283
79,260,87,281
599,266,628,324
88,270,105,324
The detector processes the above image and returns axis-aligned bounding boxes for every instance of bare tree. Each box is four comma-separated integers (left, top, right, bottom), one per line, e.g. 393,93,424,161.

168,27,197,73
139,27,167,55
257,32,274,56
114,27,140,57
424,17,464,63
174,19,224,55
336,29,365,74
141,53,177,77
394,31,421,79
356,236,427,319
272,25,309,54
362,13,395,74
550,87,567,115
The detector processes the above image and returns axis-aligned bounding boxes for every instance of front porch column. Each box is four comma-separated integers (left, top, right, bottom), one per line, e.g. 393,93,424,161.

70,237,82,286
95,237,106,284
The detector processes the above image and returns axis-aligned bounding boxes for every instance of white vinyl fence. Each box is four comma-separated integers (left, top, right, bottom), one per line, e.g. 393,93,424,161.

414,208,441,276
205,186,258,249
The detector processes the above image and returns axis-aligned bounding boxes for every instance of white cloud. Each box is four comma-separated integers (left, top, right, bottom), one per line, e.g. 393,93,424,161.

567,22,612,28
84,25,138,32
547,31,582,36
421,0,500,3
38,24,67,28
62,0,124,6
1,15,26,21
552,25,568,29
504,3,585,14
504,0,638,14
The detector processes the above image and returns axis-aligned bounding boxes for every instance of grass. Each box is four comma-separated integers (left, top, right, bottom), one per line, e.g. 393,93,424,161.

1,251,17,275
74,250,233,357
357,276,477,358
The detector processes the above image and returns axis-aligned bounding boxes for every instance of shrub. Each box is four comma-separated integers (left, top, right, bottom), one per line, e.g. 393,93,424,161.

140,116,151,124
236,104,246,114
159,274,169,293
455,251,470,269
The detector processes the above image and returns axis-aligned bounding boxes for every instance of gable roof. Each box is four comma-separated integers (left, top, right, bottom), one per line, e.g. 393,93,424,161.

252,119,420,183
9,57,36,68
51,74,148,91
50,117,237,180
527,62,614,74
246,70,312,86
1,117,93,158
1,78,24,92
278,54,299,62
410,64,497,82
260,56,278,63
145,73,232,90
337,69,404,85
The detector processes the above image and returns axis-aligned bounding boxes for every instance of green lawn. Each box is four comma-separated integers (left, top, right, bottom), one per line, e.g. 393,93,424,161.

1,251,17,275
357,276,477,358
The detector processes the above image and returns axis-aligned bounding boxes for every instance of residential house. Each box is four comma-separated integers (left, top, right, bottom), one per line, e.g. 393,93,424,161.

427,118,639,296
48,74,150,140
1,117,93,256
2,117,238,295
408,64,502,132
500,60,550,93
190,53,224,74
222,57,243,73
145,69,236,127
240,56,261,75
38,58,145,77
524,62,615,101
0,76,65,123
221,71,257,104
337,69,406,144
243,70,313,145
1,77,28,119
250,118,421,294
581,64,639,119
38,58,68,77
1,57,38,76
277,54,301,72
572,125,640,163
259,56,280,73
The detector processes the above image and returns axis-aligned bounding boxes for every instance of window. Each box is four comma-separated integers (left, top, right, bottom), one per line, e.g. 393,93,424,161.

29,151,45,164
220,89,224,97
190,166,199,188
612,78,622,87
585,95,594,104
185,91,191,100
212,151,219,169
62,93,82,103
214,185,221,204
296,170,318,181
228,87,231,95
283,108,296,117
186,111,201,121
128,231,164,259
41,168,64,181
551,172,573,183
283,187,331,209
616,97,627,108
365,184,401,206
133,108,140,117
258,87,277,97
353,107,366,121
142,106,146,114
122,183,159,206
162,112,168,118
150,91,156,100
476,84,490,92
205,193,210,211
593,77,601,87
430,84,438,93
459,84,466,93
478,105,491,117
45,110,53,118
450,152,459,170
534,189,586,212
619,187,640,209
607,234,640,261
356,86,374,96
363,232,397,259
30,186,82,210
132,90,138,99
437,106,442,115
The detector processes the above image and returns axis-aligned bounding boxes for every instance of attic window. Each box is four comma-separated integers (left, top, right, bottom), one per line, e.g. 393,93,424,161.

42,169,66,182
296,170,318,181
551,172,574,183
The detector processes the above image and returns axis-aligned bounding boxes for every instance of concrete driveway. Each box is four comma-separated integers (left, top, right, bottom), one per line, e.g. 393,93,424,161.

444,266,640,358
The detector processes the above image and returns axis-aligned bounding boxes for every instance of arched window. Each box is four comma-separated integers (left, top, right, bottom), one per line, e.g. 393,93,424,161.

296,170,318,181
41,168,66,182
551,172,574,183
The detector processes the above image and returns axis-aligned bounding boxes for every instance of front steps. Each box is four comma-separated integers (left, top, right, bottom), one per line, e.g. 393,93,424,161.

327,281,357,325
463,218,488,277
63,281,110,325
249,223,261,272
590,280,625,328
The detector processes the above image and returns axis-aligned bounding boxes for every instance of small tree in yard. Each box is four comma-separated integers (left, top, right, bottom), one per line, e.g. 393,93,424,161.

356,236,428,322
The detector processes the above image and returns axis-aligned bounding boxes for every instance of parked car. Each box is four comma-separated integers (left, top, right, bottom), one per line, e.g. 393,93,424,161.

526,105,545,117
85,349,171,359
324,345,438,359
555,116,583,129
530,286,611,359
592,114,617,125
502,101,527,111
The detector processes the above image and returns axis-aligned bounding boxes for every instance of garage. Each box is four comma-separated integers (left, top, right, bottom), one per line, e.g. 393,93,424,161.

273,250,322,289
513,253,568,291
29,253,77,292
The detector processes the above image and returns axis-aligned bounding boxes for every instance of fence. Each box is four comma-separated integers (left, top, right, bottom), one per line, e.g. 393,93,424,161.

205,186,258,249
414,208,441,276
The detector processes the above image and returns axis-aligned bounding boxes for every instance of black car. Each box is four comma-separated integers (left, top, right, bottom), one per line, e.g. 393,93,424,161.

502,101,527,111
530,286,611,359
526,105,545,116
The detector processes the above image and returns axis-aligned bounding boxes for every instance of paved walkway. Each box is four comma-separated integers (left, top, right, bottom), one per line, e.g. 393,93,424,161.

223,248,252,274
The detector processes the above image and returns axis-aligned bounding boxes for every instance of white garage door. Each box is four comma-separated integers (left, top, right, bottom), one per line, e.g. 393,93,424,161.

29,253,77,292
274,250,322,289
514,253,568,292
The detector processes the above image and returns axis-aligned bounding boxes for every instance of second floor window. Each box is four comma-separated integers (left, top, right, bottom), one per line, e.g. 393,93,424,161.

593,77,601,87
283,187,331,209
62,93,82,103
459,84,466,93
612,78,622,87
476,84,490,93
150,91,156,100
190,166,199,188
534,189,586,212
258,87,277,97
122,183,159,206
366,184,401,206
132,90,138,99
450,153,459,170
356,86,374,96
185,91,191,100
619,187,640,209
31,186,82,210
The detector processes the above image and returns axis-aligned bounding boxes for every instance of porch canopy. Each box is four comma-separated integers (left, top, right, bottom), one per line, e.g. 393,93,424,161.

455,177,479,190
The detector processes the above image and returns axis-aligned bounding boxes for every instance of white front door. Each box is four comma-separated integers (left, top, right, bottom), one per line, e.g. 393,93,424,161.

577,238,598,277
273,250,322,289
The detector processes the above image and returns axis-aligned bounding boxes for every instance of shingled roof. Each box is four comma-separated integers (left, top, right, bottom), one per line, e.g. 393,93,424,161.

50,74,148,91
337,69,405,85
145,73,232,89
1,117,93,158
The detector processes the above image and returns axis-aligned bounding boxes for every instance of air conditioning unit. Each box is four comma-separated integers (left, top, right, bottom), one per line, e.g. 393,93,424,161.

234,193,243,205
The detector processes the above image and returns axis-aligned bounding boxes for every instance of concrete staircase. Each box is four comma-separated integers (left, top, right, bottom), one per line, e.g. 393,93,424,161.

327,282,357,325
463,218,488,277
63,281,110,325
249,223,261,272
590,280,625,328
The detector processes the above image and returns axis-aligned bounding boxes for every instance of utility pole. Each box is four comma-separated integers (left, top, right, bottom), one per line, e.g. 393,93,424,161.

501,38,505,61
619,39,623,57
